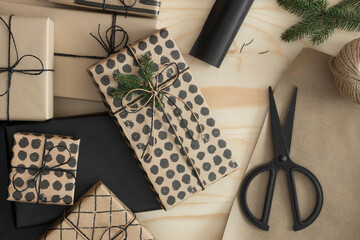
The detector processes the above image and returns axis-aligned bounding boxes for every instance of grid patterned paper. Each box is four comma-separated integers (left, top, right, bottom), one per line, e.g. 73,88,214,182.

40,181,156,240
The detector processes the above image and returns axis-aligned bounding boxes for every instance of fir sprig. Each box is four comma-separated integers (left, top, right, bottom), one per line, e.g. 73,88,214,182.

112,54,162,106
278,0,360,45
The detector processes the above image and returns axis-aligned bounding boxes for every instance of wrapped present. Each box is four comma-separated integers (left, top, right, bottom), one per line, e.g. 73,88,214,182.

40,181,156,240
0,2,158,102
7,132,80,205
88,28,240,209
49,0,160,18
0,14,54,121
4,114,161,228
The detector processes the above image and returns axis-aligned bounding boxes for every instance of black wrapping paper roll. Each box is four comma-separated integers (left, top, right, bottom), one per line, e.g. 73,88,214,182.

190,0,254,68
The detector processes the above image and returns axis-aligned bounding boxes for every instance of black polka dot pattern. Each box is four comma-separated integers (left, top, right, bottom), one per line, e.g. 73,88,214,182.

89,29,239,209
7,133,80,205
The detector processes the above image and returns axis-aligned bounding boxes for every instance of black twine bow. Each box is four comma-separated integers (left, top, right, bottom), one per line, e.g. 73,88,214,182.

11,136,76,204
101,0,138,18
0,15,54,121
90,14,129,57
54,14,128,60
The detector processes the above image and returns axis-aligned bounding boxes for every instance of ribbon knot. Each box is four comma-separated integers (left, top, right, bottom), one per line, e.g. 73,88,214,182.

0,15,54,120
113,47,206,190
90,15,129,57
11,137,75,204
100,0,138,18
54,14,128,61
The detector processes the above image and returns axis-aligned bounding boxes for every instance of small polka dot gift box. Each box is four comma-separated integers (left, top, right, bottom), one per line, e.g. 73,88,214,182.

88,28,239,210
7,132,80,205
39,181,156,240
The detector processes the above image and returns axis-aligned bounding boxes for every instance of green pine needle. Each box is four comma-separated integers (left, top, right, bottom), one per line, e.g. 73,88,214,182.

111,54,162,107
278,0,360,45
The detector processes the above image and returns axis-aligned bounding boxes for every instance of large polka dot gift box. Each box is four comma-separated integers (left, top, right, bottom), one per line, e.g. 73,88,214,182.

7,132,80,205
88,28,239,210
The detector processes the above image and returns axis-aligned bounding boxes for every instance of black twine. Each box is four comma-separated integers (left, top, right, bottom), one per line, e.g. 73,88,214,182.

54,14,128,60
11,135,76,204
0,15,54,121
101,0,138,18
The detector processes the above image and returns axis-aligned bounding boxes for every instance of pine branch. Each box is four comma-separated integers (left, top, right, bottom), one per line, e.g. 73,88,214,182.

281,17,321,42
331,0,360,11
138,54,155,86
112,53,163,107
278,0,328,18
326,7,360,32
310,21,335,44
279,0,360,45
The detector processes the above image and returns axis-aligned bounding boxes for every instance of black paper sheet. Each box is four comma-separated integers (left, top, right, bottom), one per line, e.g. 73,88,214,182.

0,122,50,240
1,114,161,235
190,0,254,68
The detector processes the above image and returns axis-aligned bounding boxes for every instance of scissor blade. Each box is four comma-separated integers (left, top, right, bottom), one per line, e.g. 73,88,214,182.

283,87,298,153
269,87,288,157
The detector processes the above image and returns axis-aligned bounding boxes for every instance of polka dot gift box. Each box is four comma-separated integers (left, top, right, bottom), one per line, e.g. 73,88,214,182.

7,132,80,205
88,28,239,210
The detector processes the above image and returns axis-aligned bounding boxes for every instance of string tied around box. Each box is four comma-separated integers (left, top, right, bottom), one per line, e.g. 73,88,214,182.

0,15,54,121
63,209,136,240
11,135,76,204
54,14,128,60
329,37,360,104
100,0,138,18
111,46,206,190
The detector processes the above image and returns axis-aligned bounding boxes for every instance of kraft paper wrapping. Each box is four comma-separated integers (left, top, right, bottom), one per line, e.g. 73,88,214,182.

0,2,158,102
49,0,160,18
54,97,107,118
40,181,156,240
89,28,240,210
222,48,360,239
0,15,54,121
7,132,80,205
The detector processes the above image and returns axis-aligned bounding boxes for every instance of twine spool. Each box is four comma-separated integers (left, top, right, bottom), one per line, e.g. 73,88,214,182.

329,37,360,104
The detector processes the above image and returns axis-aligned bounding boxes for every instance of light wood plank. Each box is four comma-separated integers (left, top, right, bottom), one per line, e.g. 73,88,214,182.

1,0,358,239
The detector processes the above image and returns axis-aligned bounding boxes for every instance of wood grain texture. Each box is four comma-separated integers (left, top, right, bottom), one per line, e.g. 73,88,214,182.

1,0,359,239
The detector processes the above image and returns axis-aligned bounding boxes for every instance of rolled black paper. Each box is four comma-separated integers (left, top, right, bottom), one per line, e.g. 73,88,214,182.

190,0,254,68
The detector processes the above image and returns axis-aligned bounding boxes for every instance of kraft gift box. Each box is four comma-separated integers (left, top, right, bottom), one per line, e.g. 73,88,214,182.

0,2,158,102
0,14,54,121
49,0,160,18
7,133,80,205
39,181,156,240
89,28,240,210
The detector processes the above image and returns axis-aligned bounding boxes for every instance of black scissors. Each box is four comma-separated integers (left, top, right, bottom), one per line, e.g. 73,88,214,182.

240,87,323,231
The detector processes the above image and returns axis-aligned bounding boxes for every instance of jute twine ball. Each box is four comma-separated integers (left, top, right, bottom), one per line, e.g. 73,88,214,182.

329,37,360,104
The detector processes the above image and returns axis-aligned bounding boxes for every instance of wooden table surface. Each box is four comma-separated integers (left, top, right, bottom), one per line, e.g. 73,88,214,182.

2,0,358,239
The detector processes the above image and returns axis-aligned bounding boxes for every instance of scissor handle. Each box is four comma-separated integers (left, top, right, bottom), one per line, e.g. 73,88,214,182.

287,164,323,231
240,162,278,231
240,161,323,231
